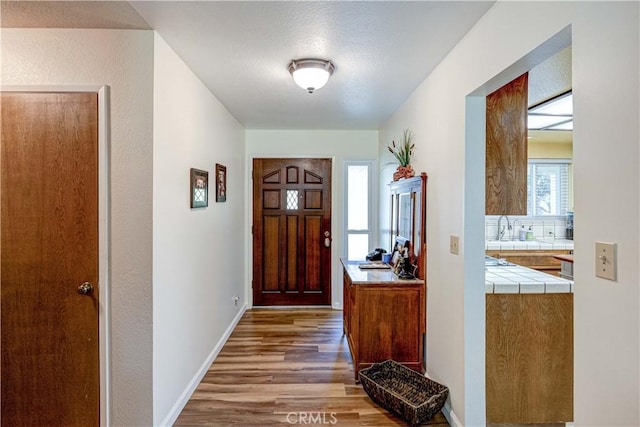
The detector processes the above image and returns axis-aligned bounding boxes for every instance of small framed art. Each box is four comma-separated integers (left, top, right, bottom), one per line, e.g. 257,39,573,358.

190,168,208,208
216,163,227,202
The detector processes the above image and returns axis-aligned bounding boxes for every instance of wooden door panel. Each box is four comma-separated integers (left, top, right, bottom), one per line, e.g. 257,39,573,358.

304,190,322,209
359,287,422,365
304,216,322,291
304,170,322,184
286,216,298,291
263,190,280,209
1,92,99,426
390,290,421,361
253,158,331,306
286,166,298,183
262,215,281,291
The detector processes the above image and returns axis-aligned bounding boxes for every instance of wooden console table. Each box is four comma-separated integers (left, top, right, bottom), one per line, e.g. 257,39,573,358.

341,259,425,380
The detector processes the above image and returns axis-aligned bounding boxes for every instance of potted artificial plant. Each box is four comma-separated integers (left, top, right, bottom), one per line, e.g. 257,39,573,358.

387,129,415,181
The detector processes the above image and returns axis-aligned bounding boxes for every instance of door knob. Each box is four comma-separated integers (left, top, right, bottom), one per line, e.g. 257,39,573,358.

77,282,93,295
324,231,332,248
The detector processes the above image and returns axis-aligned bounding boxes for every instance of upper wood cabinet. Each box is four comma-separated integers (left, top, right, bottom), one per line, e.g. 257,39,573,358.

389,173,427,279
486,72,528,215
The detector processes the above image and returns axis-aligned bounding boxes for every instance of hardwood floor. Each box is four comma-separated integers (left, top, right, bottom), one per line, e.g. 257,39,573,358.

175,308,449,426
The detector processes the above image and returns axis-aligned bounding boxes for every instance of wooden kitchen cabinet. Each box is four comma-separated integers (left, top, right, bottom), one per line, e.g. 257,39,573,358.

486,293,573,423
342,260,425,380
485,249,572,276
486,72,528,215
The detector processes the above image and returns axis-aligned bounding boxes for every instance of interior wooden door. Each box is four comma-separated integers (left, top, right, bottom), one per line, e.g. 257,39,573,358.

253,158,332,306
1,92,99,426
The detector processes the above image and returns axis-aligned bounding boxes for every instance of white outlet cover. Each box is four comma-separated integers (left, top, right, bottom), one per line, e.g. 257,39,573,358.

595,241,616,281
450,235,459,255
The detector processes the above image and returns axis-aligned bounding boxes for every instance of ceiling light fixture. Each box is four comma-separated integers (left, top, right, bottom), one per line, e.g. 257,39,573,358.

528,91,573,131
288,59,335,94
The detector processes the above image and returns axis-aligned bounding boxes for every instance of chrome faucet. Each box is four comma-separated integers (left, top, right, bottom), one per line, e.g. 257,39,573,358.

497,215,511,241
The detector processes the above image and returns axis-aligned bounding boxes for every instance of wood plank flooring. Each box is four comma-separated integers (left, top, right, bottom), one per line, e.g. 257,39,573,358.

175,308,449,426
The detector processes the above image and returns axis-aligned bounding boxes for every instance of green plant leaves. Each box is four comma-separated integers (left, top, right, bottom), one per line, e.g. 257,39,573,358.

386,129,414,166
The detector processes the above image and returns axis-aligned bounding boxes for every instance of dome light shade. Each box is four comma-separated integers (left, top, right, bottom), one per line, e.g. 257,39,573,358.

288,59,335,94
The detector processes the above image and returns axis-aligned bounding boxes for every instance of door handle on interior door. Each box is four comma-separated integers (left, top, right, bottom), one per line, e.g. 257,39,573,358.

77,282,94,295
324,231,332,248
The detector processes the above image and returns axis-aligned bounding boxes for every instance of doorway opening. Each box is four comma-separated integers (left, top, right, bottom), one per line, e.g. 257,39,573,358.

464,26,573,425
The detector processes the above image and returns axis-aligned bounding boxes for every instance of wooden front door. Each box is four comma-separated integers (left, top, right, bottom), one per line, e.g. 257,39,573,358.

1,92,100,426
253,158,332,306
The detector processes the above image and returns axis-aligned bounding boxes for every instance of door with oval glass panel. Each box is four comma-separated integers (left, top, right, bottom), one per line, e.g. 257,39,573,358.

252,158,332,306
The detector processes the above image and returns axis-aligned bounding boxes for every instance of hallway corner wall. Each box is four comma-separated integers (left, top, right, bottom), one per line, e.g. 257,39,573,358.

152,33,246,425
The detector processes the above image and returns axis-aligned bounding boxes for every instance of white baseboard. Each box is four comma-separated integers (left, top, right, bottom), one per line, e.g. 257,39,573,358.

442,400,462,427
159,304,248,427
253,305,335,309
423,370,461,427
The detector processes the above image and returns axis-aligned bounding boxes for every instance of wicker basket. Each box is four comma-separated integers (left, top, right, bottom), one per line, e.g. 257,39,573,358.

359,360,449,426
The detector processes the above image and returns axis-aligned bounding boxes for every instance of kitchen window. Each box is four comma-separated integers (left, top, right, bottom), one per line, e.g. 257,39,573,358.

527,159,572,216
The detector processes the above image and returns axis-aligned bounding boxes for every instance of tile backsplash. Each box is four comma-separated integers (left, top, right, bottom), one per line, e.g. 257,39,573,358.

485,216,571,241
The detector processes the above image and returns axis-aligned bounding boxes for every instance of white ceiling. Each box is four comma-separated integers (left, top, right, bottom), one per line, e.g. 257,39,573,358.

528,46,571,107
128,1,495,129
0,1,496,129
0,1,150,29
528,46,572,144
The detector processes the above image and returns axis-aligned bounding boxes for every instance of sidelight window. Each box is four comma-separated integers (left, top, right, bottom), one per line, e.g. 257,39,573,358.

345,161,375,260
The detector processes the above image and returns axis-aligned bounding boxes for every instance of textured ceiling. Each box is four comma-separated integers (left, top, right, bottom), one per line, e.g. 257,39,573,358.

1,1,510,130
129,1,495,129
0,1,150,29
528,46,573,144
529,46,572,107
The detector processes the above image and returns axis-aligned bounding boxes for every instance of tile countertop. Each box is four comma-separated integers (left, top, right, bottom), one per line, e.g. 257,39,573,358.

486,238,574,251
485,264,573,294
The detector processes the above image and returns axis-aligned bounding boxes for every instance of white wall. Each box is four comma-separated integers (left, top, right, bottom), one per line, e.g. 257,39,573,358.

380,2,639,426
1,29,155,425
152,34,246,425
245,130,378,309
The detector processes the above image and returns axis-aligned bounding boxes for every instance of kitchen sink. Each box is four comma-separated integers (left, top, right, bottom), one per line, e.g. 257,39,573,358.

484,255,515,266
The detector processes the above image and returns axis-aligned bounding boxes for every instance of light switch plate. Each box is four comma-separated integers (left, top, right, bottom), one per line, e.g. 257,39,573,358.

450,235,459,255
595,241,616,281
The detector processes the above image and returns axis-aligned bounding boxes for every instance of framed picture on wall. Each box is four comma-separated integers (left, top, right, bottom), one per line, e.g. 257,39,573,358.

216,163,227,202
190,168,209,208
